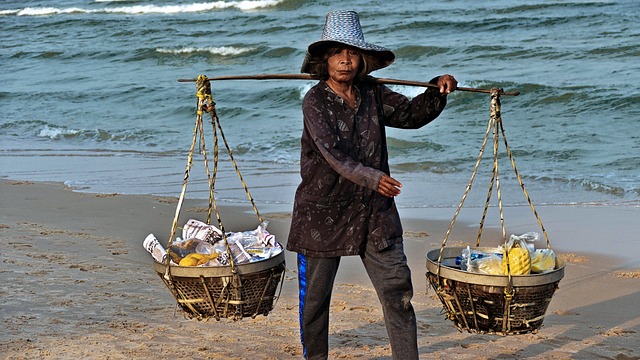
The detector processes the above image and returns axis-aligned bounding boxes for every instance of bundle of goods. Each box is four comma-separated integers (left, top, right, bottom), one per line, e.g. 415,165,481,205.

449,232,557,275
143,219,283,267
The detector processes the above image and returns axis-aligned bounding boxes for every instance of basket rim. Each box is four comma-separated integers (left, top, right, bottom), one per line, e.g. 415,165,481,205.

153,251,285,278
426,246,565,287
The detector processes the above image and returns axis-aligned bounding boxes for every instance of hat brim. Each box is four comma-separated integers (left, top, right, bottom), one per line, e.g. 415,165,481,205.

300,40,395,75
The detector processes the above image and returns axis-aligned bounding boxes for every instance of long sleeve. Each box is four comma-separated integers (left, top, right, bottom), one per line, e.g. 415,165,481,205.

378,76,448,129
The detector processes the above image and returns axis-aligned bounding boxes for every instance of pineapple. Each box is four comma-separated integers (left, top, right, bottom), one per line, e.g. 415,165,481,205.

501,245,531,275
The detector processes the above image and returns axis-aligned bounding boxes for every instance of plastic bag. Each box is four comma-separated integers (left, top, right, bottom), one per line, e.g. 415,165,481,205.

223,221,282,264
508,232,539,253
500,234,532,275
458,246,484,271
178,252,220,266
530,249,556,273
168,238,215,263
467,254,504,275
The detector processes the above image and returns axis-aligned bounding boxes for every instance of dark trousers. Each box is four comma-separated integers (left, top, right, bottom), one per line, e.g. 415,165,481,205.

296,242,418,360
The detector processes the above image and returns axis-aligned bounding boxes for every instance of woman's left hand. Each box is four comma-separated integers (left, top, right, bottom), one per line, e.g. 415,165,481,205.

437,74,458,94
378,175,402,198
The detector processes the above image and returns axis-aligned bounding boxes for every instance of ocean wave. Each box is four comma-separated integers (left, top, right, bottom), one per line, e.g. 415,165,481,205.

394,45,450,61
393,161,462,175
520,172,637,199
38,124,157,144
1,1,284,16
156,46,256,56
0,120,157,146
497,1,610,15
387,137,445,152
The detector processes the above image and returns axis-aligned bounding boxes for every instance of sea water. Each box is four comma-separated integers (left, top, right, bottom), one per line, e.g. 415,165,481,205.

1,0,639,210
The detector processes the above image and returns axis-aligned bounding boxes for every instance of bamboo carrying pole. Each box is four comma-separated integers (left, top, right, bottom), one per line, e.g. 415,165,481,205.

177,73,520,96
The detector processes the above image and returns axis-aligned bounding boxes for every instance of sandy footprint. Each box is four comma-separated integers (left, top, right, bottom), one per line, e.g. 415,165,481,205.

403,230,430,238
613,270,640,279
558,252,588,263
553,309,580,316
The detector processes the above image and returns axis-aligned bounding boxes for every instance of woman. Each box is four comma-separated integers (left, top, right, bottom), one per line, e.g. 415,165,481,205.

287,10,457,360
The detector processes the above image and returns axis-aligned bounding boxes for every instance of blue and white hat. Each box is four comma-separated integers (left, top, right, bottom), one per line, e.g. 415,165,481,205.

301,10,395,74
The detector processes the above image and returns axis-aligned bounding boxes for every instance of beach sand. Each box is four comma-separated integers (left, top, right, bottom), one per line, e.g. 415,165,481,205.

0,180,638,359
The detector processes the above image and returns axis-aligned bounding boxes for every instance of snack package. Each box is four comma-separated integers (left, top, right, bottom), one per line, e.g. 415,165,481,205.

178,252,220,267
530,248,556,273
223,221,283,264
182,219,223,244
168,238,215,264
467,254,504,275
500,235,532,275
143,233,168,263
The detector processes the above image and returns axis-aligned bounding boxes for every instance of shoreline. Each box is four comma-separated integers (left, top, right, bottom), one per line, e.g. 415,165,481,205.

0,179,638,359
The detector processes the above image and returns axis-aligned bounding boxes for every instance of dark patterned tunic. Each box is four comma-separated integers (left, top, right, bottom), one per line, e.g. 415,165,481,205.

286,77,447,257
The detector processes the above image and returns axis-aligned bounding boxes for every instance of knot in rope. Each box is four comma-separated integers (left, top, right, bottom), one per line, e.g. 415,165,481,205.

196,75,211,99
196,75,214,115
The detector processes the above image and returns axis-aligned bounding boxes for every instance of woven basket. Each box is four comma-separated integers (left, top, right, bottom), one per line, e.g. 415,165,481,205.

426,246,564,334
155,251,285,321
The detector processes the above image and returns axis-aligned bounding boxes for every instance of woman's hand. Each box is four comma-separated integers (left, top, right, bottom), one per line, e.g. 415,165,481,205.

437,74,458,94
378,174,402,198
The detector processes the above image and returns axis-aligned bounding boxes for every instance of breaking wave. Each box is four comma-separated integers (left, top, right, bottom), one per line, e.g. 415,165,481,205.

0,1,284,16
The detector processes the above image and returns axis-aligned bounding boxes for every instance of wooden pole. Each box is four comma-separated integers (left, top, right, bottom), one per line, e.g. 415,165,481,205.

177,73,520,96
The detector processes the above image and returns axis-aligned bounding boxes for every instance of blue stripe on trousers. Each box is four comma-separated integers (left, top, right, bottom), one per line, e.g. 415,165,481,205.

297,253,308,359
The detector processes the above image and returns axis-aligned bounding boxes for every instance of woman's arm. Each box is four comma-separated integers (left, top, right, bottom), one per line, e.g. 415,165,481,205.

379,76,452,129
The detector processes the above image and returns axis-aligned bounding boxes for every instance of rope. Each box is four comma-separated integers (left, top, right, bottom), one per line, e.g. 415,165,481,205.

436,87,552,262
210,103,264,225
499,117,551,249
436,105,494,280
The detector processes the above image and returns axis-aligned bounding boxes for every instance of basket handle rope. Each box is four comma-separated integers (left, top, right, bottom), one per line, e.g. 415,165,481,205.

162,76,265,309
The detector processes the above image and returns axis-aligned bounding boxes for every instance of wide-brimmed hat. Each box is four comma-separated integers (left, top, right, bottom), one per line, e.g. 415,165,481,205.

301,10,395,74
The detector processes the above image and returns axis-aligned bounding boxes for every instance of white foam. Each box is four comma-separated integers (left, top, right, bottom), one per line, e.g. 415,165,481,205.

7,1,284,16
17,7,84,16
38,125,79,139
156,46,255,56
387,85,428,99
297,82,315,100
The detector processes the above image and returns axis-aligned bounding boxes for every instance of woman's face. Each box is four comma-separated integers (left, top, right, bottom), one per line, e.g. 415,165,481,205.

326,47,361,85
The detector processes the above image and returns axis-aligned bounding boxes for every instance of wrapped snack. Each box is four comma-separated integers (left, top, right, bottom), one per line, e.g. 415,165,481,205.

467,255,503,275
178,252,220,267
457,246,488,271
168,238,215,264
500,235,532,275
223,221,283,264
143,233,167,263
182,219,223,244
530,248,556,273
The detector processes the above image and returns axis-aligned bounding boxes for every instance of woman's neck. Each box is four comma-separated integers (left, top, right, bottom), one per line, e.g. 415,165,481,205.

326,79,356,107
